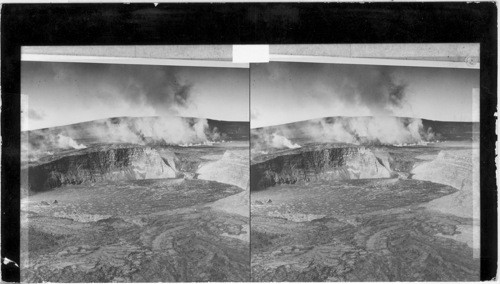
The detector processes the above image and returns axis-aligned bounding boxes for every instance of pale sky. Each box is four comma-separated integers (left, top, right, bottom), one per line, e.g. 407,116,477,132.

22,61,249,130
250,62,480,128
21,61,480,131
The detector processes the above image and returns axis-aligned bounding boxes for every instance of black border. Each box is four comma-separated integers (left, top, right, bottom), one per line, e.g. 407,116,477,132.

2,3,497,282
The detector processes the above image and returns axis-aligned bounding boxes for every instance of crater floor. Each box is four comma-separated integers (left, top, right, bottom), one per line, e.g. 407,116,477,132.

250,142,480,281
21,143,250,282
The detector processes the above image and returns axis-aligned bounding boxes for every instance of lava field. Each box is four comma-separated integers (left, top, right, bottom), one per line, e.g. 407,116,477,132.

20,118,251,282
250,139,480,281
19,115,480,282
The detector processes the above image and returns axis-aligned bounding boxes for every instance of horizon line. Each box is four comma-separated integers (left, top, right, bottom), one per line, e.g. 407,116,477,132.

23,115,250,132
251,115,480,129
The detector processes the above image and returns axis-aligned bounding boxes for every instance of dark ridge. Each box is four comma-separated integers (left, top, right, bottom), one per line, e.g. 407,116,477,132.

422,119,479,141
206,119,250,141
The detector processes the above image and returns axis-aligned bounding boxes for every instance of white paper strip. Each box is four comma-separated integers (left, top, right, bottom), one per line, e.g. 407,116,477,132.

233,45,270,63
270,54,480,69
472,88,480,259
21,54,249,68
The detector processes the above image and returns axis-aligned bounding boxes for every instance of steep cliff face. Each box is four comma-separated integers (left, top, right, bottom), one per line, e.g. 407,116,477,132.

251,147,392,191
197,150,250,217
197,150,249,190
24,147,175,193
412,149,479,219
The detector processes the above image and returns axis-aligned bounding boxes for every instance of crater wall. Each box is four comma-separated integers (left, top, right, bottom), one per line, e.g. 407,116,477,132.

24,147,175,193
250,147,392,191
412,149,479,219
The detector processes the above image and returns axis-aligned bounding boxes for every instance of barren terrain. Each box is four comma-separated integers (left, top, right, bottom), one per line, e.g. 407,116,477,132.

21,117,250,282
250,117,480,281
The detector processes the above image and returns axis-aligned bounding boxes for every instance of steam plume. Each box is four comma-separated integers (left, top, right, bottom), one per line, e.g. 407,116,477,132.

23,116,223,162
24,62,197,117
56,134,87,149
251,116,437,151
306,117,434,145
258,63,410,120
270,133,301,149
64,116,220,145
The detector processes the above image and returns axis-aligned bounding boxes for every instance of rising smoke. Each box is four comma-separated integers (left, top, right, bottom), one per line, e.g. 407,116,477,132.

344,67,408,115
22,133,87,162
304,117,436,145
260,63,410,117
251,116,437,151
270,133,301,149
21,63,224,160
69,116,223,145
251,63,439,150
55,134,87,149
23,116,224,161
23,62,198,119
115,65,195,114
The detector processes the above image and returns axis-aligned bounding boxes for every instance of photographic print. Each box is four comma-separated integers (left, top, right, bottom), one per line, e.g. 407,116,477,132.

250,60,480,281
2,4,496,283
20,60,250,282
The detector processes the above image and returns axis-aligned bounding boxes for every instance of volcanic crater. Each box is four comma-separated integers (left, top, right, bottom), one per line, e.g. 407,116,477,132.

21,117,251,282
250,117,480,281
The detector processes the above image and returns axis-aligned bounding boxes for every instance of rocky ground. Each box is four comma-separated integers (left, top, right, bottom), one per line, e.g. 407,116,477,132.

21,141,250,282
250,141,480,281
20,115,480,282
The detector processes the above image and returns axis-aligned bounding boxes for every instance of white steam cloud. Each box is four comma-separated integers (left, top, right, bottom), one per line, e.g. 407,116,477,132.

251,116,437,151
56,134,87,149
88,117,213,145
251,131,302,152
271,133,301,149
56,116,221,146
308,117,434,145
22,133,87,162
23,116,223,162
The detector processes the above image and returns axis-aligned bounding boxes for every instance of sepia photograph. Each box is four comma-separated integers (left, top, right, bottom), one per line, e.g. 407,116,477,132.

250,59,480,281
20,59,250,282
